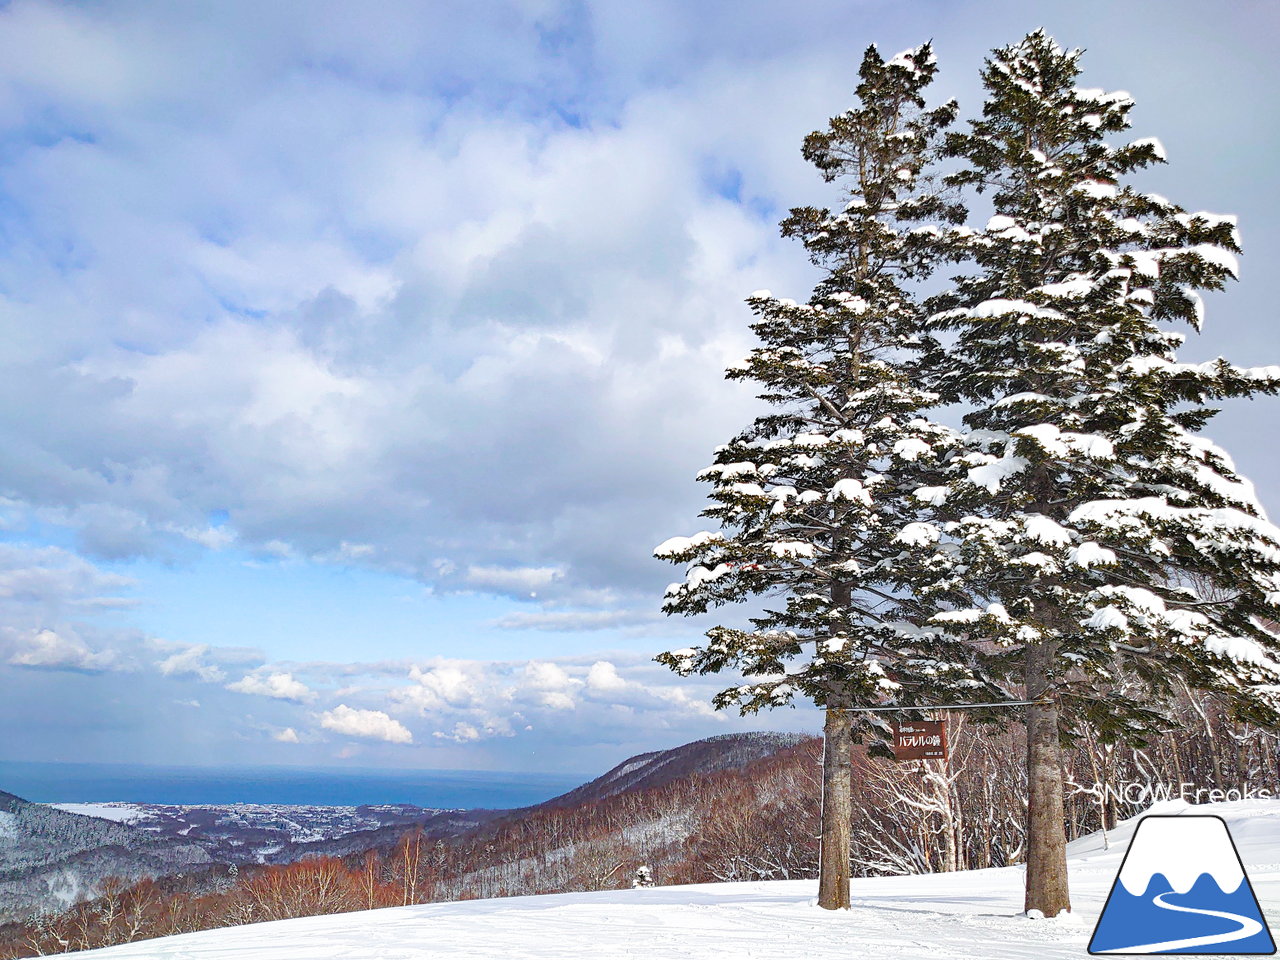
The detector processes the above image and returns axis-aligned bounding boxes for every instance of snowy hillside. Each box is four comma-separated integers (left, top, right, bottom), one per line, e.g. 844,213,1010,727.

0,792,212,922
64,799,1280,959
535,732,810,809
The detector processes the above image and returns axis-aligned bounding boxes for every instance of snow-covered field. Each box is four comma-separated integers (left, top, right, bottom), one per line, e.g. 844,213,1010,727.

68,799,1280,959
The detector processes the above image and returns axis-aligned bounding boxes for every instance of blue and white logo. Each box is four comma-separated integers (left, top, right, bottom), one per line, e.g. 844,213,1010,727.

1089,814,1275,954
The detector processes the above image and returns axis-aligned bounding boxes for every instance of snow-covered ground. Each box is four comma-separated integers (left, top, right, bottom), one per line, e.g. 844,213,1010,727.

50,804,151,825
68,799,1280,959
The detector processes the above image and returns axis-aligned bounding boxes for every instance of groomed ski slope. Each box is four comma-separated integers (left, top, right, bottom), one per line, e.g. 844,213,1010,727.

70,799,1280,960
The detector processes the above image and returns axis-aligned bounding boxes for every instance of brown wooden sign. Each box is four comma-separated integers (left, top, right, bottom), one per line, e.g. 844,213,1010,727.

893,719,947,761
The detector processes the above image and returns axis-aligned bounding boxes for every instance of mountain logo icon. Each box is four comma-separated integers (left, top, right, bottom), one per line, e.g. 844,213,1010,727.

1089,814,1275,954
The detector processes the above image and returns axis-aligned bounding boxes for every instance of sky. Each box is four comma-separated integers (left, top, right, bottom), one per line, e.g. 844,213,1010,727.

1,0,1278,778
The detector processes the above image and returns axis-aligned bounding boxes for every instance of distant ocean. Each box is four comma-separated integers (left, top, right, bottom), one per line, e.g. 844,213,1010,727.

0,760,589,809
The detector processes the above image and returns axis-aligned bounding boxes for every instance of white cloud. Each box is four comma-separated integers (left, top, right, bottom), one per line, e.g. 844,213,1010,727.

319,704,413,744
385,654,737,749
432,717,515,743
226,671,315,703
8,628,116,672
586,660,628,694
540,691,576,711
523,661,580,692
398,661,485,712
156,644,227,683
434,721,483,743
274,726,301,743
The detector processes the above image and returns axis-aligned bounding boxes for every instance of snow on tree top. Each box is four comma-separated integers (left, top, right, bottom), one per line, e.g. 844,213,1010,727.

1070,498,1280,549
768,541,817,559
1073,86,1135,108
653,531,721,557
1203,632,1280,674
892,438,931,461
828,291,871,313
1073,180,1118,199
969,299,1065,321
1086,606,1129,631
684,564,733,589
886,44,935,74
829,478,872,504
1129,136,1166,160
1034,278,1094,299
1015,424,1114,461
895,523,940,546
697,462,758,480
1192,243,1241,278
1021,515,1073,547
913,485,950,505
791,432,834,448
966,455,1028,493
1068,542,1117,568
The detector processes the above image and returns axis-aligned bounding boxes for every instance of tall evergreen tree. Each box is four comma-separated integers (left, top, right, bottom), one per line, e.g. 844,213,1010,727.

914,30,1280,916
654,44,975,910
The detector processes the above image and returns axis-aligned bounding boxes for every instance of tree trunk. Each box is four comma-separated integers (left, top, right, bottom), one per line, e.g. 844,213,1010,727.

935,760,958,873
818,704,853,910
1024,641,1071,916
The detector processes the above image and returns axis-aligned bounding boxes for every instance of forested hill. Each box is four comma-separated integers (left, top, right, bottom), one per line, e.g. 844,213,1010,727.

0,733,810,926
0,790,213,922
533,732,810,810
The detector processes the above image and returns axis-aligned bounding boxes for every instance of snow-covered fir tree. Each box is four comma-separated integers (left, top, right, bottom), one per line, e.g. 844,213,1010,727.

910,30,1280,916
654,44,976,910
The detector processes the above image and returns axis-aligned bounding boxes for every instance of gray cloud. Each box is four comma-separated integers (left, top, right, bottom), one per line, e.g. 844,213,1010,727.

490,609,665,631
0,0,1277,769
7,628,117,673
3,1,1273,619
155,645,227,683
0,0,827,612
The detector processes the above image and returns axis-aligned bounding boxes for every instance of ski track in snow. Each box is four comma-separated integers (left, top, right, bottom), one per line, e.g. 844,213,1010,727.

1094,890,1263,954
61,799,1280,960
